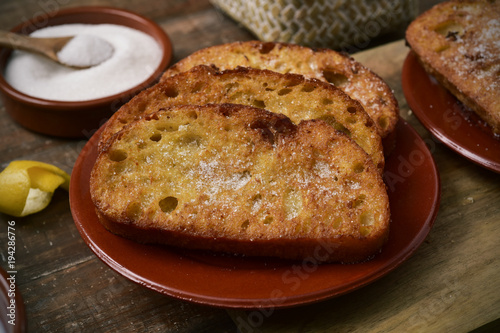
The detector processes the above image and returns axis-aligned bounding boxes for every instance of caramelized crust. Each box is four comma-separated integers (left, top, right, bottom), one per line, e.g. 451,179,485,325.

91,104,390,263
406,0,500,133
100,65,385,173
161,40,399,141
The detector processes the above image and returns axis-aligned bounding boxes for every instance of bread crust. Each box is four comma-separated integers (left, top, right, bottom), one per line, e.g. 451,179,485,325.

161,40,399,143
100,65,385,173
406,0,500,134
91,104,390,263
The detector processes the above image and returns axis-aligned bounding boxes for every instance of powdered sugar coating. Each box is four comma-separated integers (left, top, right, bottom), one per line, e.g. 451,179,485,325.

444,16,500,91
406,0,500,133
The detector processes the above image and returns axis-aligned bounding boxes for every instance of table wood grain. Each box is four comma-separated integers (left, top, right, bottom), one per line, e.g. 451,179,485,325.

1,1,499,332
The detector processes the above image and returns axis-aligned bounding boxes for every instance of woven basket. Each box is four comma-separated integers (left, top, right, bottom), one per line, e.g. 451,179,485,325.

211,0,418,51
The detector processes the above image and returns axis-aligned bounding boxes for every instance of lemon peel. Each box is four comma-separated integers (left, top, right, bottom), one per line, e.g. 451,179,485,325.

0,160,70,217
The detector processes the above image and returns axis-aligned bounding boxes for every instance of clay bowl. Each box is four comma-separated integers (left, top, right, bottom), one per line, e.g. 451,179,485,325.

0,6,172,138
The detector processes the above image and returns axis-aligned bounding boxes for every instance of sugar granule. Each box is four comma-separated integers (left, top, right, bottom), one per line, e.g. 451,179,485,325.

57,34,114,67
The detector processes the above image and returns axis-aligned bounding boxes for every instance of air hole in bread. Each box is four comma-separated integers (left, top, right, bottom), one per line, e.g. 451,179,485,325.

187,111,198,119
159,196,178,214
145,113,159,121
263,216,273,225
347,106,357,114
155,123,179,132
251,194,262,212
353,163,365,173
224,82,240,92
178,134,202,147
150,132,162,142
241,219,250,230
109,149,128,162
262,82,275,91
353,194,366,208
360,211,374,226
284,188,302,219
163,86,179,98
191,82,205,93
301,84,316,92
331,217,342,229
360,226,371,237
333,123,351,137
359,212,374,236
322,98,333,105
126,202,142,221
435,44,451,53
378,116,389,129
278,88,292,96
317,115,337,127
252,99,266,108
434,21,464,39
322,70,349,87
111,162,126,174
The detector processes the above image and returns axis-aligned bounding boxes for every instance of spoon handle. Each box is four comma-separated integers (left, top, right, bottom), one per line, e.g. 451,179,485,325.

0,30,71,61
0,31,45,53
0,31,36,51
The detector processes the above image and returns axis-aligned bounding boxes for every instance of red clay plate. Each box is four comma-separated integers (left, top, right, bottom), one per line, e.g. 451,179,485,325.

70,119,440,309
402,51,500,173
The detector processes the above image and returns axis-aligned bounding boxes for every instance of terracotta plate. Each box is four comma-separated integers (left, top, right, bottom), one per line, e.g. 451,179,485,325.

402,51,500,173
70,118,440,309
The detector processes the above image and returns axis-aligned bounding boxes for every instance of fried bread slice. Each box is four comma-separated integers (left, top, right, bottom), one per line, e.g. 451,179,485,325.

91,104,390,263
406,0,500,133
160,40,399,142
100,65,385,173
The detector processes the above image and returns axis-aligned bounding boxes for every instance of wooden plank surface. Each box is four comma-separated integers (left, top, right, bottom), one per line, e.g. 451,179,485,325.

1,1,499,332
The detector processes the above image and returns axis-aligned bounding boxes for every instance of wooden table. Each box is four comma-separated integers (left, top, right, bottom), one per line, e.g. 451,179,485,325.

1,1,499,332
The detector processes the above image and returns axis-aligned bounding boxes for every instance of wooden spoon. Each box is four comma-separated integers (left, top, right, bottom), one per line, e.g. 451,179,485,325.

0,30,112,69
